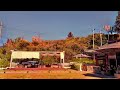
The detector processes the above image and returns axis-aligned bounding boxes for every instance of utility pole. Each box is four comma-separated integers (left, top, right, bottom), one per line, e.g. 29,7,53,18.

100,30,102,46
0,21,4,46
93,29,95,49
0,21,3,39
93,29,95,60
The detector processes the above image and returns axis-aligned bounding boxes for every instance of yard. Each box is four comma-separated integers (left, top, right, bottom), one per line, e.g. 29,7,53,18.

0,69,101,79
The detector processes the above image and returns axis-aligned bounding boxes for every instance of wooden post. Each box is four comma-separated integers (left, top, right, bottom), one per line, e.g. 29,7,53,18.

79,63,82,71
10,50,14,68
10,54,13,68
60,51,65,68
95,54,98,66
105,53,108,72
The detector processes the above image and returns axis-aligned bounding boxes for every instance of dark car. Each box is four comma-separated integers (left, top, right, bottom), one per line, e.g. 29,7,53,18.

21,62,31,68
21,61,39,68
28,61,39,68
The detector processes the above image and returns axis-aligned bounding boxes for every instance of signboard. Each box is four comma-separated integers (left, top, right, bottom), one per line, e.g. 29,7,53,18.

108,53,116,59
96,53,106,60
104,25,111,31
11,51,40,59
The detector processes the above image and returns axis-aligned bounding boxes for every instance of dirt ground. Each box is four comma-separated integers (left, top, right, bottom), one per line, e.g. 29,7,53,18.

0,69,113,79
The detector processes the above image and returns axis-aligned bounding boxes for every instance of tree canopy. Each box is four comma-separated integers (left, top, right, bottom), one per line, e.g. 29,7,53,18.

67,32,74,38
0,33,107,63
114,11,120,33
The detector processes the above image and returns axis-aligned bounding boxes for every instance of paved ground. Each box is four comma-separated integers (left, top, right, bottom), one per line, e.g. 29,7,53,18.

83,72,117,79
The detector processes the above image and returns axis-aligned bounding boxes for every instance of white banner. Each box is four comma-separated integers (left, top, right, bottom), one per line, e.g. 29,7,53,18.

11,51,40,59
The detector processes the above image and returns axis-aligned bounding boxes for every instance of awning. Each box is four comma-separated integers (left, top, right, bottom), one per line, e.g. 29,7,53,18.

73,54,91,58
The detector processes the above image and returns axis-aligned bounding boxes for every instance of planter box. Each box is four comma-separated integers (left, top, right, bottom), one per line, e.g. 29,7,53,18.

93,66,101,74
87,66,94,71
114,74,120,79
46,65,51,67
51,65,59,68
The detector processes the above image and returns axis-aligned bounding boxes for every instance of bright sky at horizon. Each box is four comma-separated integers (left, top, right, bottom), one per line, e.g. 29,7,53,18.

0,11,118,45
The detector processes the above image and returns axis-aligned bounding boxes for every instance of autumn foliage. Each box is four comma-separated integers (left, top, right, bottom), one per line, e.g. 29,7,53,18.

0,32,107,64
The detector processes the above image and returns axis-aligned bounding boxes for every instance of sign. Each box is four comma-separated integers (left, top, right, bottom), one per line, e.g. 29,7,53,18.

108,53,116,59
104,25,111,31
11,51,40,59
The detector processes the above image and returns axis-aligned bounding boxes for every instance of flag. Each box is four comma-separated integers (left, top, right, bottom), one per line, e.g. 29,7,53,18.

103,25,111,32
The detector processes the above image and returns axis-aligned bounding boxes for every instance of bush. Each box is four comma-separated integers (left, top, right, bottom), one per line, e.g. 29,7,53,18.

42,56,55,65
0,59,10,68
71,63,80,70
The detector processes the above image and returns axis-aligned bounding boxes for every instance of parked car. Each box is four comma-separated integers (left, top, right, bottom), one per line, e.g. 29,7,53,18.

19,61,39,68
21,62,30,68
28,61,39,68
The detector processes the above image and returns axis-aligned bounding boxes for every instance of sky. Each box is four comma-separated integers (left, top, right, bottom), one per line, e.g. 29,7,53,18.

0,11,118,45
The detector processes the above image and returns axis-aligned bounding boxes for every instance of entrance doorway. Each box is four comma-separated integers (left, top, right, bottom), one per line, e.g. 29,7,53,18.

109,59,116,67
116,52,120,66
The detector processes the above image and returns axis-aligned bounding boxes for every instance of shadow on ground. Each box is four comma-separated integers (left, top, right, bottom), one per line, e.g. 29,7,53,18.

83,73,116,79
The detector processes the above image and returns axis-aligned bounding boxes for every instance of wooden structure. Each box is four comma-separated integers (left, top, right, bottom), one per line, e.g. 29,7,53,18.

95,42,120,69
10,50,65,68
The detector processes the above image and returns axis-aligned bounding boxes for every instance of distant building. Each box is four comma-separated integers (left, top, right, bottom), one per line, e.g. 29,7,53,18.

94,41,120,70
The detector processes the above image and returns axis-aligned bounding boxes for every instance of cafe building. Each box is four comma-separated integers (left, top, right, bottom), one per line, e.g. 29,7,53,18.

95,41,120,69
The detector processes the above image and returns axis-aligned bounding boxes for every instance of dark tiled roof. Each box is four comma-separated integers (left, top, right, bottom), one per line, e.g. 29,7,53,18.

98,42,120,50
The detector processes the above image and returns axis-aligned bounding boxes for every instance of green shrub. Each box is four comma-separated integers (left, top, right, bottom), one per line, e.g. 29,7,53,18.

42,56,55,65
71,63,80,70
0,59,10,68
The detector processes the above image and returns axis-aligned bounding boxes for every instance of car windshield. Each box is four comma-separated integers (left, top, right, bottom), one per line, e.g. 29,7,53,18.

28,61,38,64
22,62,29,64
